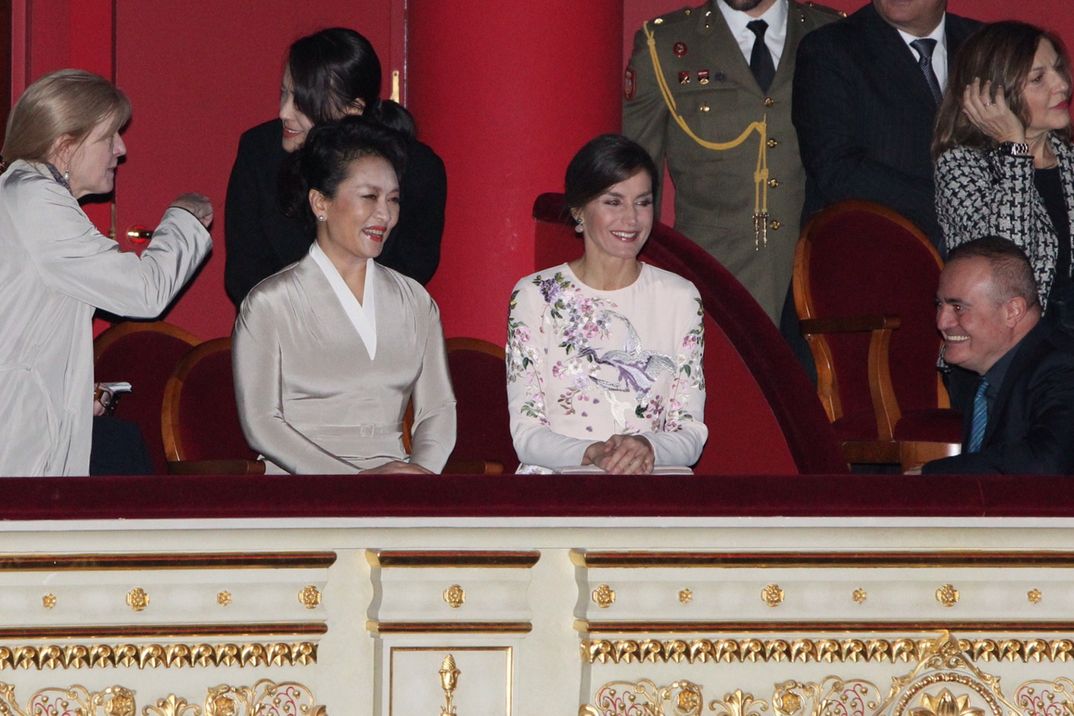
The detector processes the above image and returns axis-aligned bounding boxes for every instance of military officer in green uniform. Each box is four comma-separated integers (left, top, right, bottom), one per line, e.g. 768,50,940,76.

624,0,841,324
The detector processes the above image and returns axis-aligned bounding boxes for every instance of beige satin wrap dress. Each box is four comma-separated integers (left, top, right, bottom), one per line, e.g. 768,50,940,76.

232,253,456,474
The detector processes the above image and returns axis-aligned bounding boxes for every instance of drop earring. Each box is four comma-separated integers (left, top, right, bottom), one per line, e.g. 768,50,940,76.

574,218,584,234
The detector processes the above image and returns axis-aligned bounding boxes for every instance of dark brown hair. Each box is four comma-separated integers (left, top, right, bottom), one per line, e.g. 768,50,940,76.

932,21,1071,157
564,134,658,211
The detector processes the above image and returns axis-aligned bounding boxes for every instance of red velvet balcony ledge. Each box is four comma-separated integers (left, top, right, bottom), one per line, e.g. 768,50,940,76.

0,474,1070,521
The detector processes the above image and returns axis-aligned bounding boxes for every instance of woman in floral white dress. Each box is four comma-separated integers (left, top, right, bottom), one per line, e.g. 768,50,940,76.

506,135,707,474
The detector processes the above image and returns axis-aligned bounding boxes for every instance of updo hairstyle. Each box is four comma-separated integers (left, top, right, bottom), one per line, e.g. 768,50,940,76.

564,134,658,212
287,116,406,229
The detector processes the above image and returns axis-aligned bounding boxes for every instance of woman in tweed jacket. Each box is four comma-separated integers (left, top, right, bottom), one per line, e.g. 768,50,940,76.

933,21,1073,318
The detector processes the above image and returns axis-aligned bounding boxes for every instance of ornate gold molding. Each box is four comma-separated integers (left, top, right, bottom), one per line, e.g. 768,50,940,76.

581,637,1074,664
0,552,336,571
581,620,1074,633
0,679,322,715
0,642,316,670
580,679,705,716
582,633,1074,716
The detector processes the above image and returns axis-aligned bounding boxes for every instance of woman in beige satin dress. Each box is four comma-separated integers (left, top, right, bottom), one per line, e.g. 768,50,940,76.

232,118,456,474
0,70,213,476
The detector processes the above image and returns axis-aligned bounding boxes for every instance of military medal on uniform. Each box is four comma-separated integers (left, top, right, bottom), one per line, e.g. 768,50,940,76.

641,21,771,251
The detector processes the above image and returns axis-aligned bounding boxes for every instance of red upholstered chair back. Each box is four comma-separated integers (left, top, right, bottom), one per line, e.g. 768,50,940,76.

446,338,518,473
795,201,944,437
93,321,200,473
162,337,257,463
533,193,846,474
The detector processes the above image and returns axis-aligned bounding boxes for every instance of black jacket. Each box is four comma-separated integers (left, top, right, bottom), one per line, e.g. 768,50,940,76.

925,322,1074,475
792,5,980,247
224,118,446,308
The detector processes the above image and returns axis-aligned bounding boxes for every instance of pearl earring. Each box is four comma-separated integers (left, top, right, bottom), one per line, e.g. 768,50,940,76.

317,215,326,222
574,219,584,234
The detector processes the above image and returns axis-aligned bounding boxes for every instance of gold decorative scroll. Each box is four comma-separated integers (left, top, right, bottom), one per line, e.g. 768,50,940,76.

0,679,322,715
581,637,1074,664
580,679,705,716
0,641,316,670
583,632,1074,716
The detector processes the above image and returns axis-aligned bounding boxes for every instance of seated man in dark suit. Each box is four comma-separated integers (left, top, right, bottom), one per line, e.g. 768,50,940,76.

924,238,1074,475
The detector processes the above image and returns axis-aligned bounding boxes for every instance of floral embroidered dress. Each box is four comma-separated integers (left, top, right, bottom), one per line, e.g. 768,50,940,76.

506,263,707,473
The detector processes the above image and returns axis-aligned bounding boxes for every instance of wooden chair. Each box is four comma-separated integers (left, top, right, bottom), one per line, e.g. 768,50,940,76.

793,200,962,466
534,193,847,475
161,337,264,474
401,339,508,475
93,320,200,473
444,337,515,475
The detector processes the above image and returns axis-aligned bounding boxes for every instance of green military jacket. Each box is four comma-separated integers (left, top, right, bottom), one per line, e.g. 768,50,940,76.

623,0,840,322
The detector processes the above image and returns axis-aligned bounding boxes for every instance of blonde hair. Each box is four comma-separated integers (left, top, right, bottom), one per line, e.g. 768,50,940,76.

2,69,131,164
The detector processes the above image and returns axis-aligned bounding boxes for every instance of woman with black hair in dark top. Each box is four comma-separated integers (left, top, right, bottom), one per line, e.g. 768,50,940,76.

224,27,446,309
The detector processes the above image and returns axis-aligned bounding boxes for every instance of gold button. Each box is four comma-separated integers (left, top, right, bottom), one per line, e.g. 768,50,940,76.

764,97,775,108
769,219,782,231
767,138,779,148
699,103,711,113
654,17,664,24
684,7,692,14
767,178,780,188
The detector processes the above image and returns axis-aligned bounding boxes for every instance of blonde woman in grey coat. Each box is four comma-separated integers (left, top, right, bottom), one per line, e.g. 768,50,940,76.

0,70,212,476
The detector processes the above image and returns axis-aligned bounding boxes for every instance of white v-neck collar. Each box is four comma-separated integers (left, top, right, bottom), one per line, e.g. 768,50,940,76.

309,243,377,360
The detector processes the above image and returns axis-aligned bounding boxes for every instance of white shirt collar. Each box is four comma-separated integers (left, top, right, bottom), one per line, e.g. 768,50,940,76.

716,0,789,69
896,14,949,90
309,242,378,361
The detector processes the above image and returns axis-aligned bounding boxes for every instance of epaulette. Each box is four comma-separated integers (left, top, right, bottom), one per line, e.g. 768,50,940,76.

796,1,846,19
647,4,701,30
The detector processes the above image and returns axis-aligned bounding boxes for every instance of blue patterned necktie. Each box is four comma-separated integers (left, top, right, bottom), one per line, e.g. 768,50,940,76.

910,38,943,105
968,378,990,453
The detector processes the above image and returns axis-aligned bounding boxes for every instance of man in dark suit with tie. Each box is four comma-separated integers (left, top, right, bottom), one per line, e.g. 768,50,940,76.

924,238,1074,475
792,0,981,247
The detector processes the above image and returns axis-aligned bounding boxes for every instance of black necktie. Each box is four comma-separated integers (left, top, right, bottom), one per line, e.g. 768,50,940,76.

747,20,776,93
910,38,943,105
